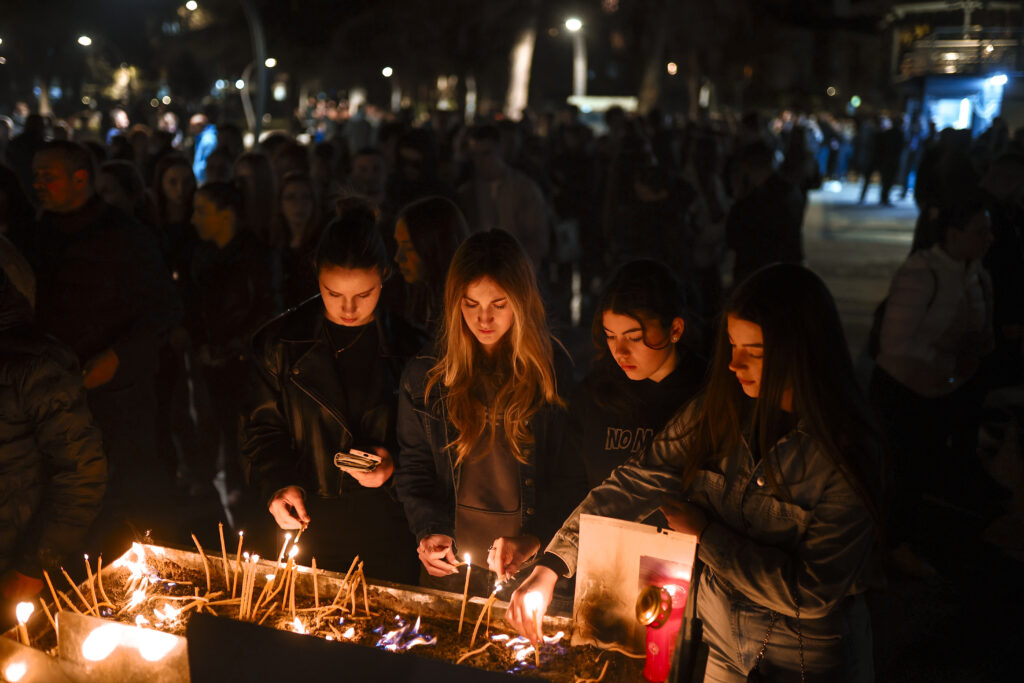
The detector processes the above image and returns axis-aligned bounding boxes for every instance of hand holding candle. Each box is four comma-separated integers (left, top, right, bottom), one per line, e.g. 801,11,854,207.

522,591,544,666
505,565,558,644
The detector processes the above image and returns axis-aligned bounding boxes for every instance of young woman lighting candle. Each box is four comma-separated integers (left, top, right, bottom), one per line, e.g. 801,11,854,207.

506,265,883,682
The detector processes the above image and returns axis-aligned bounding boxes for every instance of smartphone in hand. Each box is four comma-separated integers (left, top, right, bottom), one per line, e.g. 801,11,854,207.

333,448,382,473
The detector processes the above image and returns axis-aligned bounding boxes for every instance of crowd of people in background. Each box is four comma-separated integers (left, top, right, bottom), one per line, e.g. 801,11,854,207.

1,94,1022,679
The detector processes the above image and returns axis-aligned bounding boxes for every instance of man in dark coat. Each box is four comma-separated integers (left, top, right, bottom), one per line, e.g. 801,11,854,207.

0,263,106,627
26,140,181,546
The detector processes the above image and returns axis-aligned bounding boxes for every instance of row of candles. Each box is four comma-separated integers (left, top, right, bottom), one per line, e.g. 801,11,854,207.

12,528,557,676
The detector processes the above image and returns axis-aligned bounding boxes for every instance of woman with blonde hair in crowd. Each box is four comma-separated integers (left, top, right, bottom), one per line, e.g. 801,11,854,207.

396,229,582,594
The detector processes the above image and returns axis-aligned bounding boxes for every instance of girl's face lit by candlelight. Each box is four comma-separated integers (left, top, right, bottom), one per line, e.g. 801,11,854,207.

318,265,382,327
461,276,514,351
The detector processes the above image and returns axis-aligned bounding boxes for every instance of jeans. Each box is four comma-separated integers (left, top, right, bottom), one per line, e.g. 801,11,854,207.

697,568,873,682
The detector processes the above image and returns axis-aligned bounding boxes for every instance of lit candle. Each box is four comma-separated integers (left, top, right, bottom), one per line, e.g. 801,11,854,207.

523,591,544,667
275,533,292,567
16,601,34,646
470,582,502,647
458,553,472,635
84,554,97,611
233,532,244,598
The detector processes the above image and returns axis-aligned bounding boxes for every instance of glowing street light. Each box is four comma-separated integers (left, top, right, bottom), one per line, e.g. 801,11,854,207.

235,78,245,89
666,62,678,76
185,0,198,10
77,35,93,47
264,57,277,68
563,18,587,97
382,66,393,78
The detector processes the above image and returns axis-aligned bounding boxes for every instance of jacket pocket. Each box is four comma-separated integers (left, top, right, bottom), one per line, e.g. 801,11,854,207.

745,493,812,547
687,469,727,511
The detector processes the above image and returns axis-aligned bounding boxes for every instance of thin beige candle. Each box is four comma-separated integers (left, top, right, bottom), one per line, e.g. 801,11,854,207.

43,570,62,613
83,554,97,611
470,584,501,647
239,553,251,619
61,567,94,615
191,533,211,593
16,602,33,646
359,566,370,616
312,558,319,609
38,597,57,632
524,591,544,667
233,532,244,598
458,553,472,635
254,574,274,619
218,523,231,590
288,557,297,618
275,533,292,568
96,555,111,606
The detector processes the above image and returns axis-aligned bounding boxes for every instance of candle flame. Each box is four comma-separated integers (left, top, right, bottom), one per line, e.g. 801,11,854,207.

135,615,150,627
491,633,510,641
505,635,531,648
4,662,26,682
251,554,260,563
127,589,147,610
265,574,275,581
15,602,34,624
374,616,436,652
288,545,299,559
543,631,566,645
464,552,471,564
343,627,355,639
523,591,544,614
291,617,307,634
154,602,181,622
515,644,536,662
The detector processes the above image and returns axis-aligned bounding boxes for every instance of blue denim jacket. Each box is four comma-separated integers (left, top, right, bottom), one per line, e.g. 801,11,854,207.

547,406,879,620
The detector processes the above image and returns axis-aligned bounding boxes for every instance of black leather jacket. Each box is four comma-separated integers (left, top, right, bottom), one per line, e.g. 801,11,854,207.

240,296,426,503
395,353,583,547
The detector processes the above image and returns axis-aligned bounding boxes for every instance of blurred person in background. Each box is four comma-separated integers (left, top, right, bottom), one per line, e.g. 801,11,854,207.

393,195,470,334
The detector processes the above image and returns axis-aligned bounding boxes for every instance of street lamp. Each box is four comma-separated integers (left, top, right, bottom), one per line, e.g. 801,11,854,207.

77,35,93,47
185,0,198,10
563,18,586,98
264,57,277,68
381,66,393,78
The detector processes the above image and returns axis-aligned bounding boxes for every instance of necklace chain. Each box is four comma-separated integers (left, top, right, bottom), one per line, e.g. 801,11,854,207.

324,321,369,357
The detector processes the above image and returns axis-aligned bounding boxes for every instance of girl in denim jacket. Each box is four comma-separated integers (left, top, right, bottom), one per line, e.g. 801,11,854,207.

508,264,883,682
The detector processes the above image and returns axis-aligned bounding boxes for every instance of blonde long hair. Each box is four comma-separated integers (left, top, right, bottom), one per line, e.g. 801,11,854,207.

425,230,562,466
